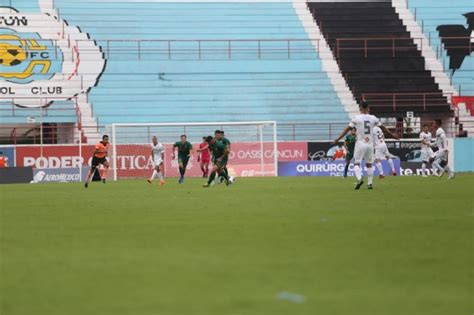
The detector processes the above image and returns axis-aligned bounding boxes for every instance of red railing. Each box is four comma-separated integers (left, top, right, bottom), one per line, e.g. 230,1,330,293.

0,38,321,61
0,96,83,137
336,37,423,58
362,92,453,111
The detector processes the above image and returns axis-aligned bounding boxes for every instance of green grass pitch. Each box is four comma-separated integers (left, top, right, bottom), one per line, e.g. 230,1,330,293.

1,175,473,315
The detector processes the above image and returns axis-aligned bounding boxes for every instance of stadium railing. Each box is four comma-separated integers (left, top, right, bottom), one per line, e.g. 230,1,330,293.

2,120,471,145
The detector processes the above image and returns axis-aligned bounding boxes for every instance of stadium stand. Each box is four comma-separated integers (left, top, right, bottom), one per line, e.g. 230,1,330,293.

2,0,351,141
407,0,473,97
1,0,472,143
307,1,452,117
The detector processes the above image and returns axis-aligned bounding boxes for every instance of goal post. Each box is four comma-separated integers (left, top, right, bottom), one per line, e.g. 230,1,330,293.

107,121,278,181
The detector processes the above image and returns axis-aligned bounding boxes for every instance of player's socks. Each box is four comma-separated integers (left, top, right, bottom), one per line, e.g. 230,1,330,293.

388,159,396,175
432,160,444,176
344,163,349,177
149,170,158,182
376,162,384,176
102,168,108,179
445,166,455,179
367,167,374,186
219,171,230,185
207,171,217,185
421,163,427,176
353,164,362,181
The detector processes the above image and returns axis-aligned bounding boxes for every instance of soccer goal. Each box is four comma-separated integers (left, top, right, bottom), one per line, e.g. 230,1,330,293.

107,121,278,181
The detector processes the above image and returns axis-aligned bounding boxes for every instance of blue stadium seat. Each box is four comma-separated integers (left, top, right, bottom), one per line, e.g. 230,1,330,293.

50,1,349,137
407,0,473,96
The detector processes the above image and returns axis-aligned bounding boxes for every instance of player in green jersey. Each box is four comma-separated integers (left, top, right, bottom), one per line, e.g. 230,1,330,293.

344,127,357,178
203,134,230,187
215,130,231,182
172,135,193,184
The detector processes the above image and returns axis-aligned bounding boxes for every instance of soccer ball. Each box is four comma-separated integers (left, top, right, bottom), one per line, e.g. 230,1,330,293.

0,43,27,67
228,176,235,184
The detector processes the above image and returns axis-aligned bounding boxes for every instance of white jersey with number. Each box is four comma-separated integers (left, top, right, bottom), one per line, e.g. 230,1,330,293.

419,131,432,149
349,114,381,144
434,127,448,160
373,126,385,146
373,126,390,160
349,114,381,163
419,131,434,161
151,142,165,165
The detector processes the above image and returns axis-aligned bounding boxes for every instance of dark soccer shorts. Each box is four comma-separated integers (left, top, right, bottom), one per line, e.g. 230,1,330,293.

178,156,190,167
91,156,107,168
214,157,228,169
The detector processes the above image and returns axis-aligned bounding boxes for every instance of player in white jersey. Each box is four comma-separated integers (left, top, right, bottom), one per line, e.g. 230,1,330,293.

430,120,454,179
334,101,398,190
419,124,436,177
373,125,397,178
147,136,166,185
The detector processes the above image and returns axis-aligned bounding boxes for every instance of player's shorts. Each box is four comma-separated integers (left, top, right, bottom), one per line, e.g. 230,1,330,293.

213,156,228,169
433,149,448,162
153,158,163,167
178,156,190,166
91,156,107,168
420,148,434,162
374,143,390,160
201,156,210,164
346,151,354,161
353,141,374,164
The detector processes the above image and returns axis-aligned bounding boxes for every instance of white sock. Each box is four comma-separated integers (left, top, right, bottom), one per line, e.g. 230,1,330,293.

445,165,452,176
150,170,157,181
433,160,444,173
367,167,374,185
354,164,362,181
158,171,164,180
388,159,395,173
376,161,384,175
422,163,427,175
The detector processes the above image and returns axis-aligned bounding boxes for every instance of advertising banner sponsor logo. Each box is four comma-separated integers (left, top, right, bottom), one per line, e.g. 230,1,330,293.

0,146,15,167
31,167,89,183
308,141,420,161
306,140,442,176
15,142,307,179
279,160,400,177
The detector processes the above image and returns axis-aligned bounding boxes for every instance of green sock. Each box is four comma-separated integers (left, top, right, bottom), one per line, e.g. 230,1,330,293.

208,172,216,185
220,170,229,181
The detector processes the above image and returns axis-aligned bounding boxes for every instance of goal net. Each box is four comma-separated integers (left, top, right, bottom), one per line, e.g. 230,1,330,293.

107,121,277,181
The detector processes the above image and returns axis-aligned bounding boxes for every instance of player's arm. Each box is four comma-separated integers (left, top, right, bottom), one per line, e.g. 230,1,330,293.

188,144,194,157
333,126,351,144
380,125,399,140
160,149,165,161
441,134,449,153
172,144,177,159
419,134,429,146
196,143,209,152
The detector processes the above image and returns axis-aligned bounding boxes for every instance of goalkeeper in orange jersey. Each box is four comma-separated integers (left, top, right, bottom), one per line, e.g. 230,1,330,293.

85,135,110,188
